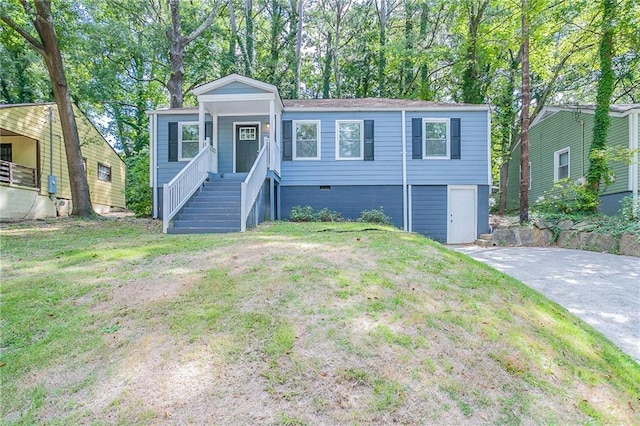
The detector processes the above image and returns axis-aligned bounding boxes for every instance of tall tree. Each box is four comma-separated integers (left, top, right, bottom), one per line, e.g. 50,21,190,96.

166,0,221,108
293,0,304,98
460,0,489,104
519,0,530,223
586,0,616,198
1,0,94,216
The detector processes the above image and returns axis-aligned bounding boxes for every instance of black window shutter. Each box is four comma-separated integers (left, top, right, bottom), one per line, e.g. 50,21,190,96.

364,120,374,161
412,118,422,159
450,118,461,159
282,120,292,161
205,122,213,146
168,122,178,162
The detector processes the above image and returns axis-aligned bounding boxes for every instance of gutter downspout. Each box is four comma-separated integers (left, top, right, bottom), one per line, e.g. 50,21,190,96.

401,110,407,231
631,111,639,218
151,113,158,218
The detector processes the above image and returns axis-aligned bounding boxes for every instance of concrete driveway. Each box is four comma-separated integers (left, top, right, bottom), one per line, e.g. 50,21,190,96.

451,246,640,363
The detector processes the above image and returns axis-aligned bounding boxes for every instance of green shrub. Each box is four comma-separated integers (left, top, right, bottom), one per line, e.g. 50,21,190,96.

533,178,599,214
125,152,152,217
619,195,640,221
359,207,391,225
316,207,343,222
290,205,316,222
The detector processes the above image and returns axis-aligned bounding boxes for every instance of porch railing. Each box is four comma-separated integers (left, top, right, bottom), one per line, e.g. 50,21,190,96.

240,143,268,232
0,160,37,188
267,136,281,175
162,146,212,233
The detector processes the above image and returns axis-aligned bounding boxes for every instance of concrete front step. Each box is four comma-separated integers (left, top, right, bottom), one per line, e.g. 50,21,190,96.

475,238,494,247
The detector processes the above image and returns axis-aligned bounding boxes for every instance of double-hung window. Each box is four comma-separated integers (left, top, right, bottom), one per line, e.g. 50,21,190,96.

293,120,320,160
179,122,199,161
423,118,449,159
554,147,570,181
336,120,363,160
98,163,111,182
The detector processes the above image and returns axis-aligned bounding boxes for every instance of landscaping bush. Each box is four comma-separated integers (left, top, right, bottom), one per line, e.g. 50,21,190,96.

290,205,316,222
619,195,640,221
316,207,343,222
533,178,599,214
358,207,391,225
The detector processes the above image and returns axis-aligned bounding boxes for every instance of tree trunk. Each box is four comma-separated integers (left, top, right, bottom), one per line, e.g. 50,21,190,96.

402,1,414,96
519,0,530,224
166,0,220,108
167,0,185,108
2,0,95,216
294,0,304,98
377,0,387,97
461,0,489,104
244,0,254,77
418,2,431,100
322,31,333,98
586,0,616,198
224,0,238,75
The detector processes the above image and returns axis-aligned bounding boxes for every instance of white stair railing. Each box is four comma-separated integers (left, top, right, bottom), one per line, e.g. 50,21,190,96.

269,136,281,175
240,144,268,232
162,146,212,233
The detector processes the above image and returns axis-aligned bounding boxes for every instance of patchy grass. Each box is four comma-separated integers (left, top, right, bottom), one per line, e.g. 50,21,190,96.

1,217,639,424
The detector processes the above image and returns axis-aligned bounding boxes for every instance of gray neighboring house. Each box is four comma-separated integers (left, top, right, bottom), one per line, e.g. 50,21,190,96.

148,74,492,243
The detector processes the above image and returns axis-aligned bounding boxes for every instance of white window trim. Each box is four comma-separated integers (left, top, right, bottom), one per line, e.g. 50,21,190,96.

519,161,532,190
554,147,570,181
293,120,321,160
178,121,199,161
423,118,450,159
335,120,364,160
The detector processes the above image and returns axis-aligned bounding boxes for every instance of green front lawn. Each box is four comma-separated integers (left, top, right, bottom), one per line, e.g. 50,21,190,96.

1,218,638,424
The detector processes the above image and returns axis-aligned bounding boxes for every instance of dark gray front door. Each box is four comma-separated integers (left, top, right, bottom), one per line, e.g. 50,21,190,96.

236,125,259,172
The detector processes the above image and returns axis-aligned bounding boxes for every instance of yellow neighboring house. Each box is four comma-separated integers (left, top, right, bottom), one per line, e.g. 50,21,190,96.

0,103,126,220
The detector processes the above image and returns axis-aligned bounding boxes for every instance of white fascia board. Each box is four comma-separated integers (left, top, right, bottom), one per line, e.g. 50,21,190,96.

283,105,490,113
146,108,199,115
198,93,276,103
193,73,279,96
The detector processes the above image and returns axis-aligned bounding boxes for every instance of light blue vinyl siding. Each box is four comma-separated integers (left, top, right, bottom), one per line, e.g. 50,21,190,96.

280,111,403,186
155,113,269,185
198,81,271,96
477,185,491,235
156,113,203,186
280,109,489,187
217,115,269,173
405,111,489,185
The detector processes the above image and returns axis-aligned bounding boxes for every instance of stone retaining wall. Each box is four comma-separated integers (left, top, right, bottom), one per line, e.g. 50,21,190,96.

489,219,640,258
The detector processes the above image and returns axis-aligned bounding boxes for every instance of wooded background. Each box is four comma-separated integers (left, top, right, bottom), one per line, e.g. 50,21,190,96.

1,0,638,216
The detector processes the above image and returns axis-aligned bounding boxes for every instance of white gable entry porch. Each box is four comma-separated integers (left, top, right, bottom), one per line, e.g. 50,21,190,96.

156,74,283,233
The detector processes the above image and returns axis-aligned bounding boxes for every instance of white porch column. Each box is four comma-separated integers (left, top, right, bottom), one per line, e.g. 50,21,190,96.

199,101,205,151
269,99,275,165
212,113,219,173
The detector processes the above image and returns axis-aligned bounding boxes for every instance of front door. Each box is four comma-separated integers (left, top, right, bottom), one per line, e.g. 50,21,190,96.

235,124,259,172
448,186,477,243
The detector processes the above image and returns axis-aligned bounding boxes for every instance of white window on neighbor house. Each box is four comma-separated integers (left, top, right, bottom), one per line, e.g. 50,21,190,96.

293,120,321,160
97,163,111,182
519,161,532,190
554,147,570,181
423,118,450,159
336,120,363,160
179,122,199,161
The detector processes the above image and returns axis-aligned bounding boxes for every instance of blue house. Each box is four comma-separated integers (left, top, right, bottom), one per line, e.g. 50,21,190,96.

148,74,491,243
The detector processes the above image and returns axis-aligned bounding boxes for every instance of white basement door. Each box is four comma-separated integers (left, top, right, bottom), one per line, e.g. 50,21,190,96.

448,186,477,244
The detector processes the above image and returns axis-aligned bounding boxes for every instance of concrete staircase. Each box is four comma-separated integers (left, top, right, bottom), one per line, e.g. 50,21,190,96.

475,233,494,247
167,173,246,234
